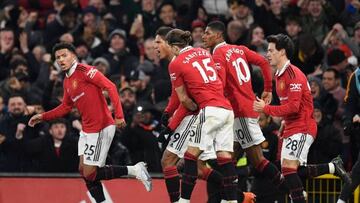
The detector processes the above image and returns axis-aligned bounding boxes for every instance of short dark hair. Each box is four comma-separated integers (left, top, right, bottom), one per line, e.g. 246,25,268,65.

207,20,226,38
267,34,294,59
155,26,173,39
52,42,76,58
49,118,68,127
166,29,192,48
324,67,340,79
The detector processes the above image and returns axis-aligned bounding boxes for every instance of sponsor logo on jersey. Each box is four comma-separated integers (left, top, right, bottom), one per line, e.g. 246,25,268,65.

289,83,302,91
87,68,97,79
71,92,85,102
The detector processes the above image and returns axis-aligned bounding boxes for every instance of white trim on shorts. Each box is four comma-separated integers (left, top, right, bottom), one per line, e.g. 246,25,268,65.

281,133,314,166
78,125,115,167
233,117,265,149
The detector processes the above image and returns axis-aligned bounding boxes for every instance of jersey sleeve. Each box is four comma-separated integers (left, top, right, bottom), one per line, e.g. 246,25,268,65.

263,75,303,116
212,51,227,89
164,87,180,116
42,85,73,121
242,46,272,92
84,67,124,119
167,105,189,131
169,61,184,89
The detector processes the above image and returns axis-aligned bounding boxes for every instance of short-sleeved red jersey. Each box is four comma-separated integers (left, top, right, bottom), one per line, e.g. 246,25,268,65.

264,62,317,138
212,42,272,118
42,63,124,133
169,46,231,110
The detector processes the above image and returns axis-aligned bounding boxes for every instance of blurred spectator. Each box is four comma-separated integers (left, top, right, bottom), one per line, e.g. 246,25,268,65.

301,0,338,43
191,20,205,48
75,40,93,64
0,28,15,81
247,24,268,56
92,57,110,77
350,21,360,58
44,5,79,51
195,6,209,23
307,101,342,164
59,32,74,44
323,23,354,58
128,69,153,103
326,49,351,87
0,94,41,172
24,118,79,172
228,0,254,29
120,87,137,124
202,0,229,18
226,19,248,45
120,102,162,172
308,76,338,121
156,2,178,29
292,33,324,75
102,28,139,77
285,16,302,42
141,0,158,38
254,0,287,35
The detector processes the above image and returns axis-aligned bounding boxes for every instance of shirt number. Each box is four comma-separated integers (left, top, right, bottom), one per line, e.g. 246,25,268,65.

192,58,217,83
232,58,251,85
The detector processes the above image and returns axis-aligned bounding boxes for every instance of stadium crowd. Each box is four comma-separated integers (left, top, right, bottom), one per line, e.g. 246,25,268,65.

0,0,359,200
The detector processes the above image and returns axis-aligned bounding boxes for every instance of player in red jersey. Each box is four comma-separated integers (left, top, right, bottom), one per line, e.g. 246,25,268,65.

154,27,221,203
28,42,152,203
253,34,350,203
202,20,284,196
166,29,238,203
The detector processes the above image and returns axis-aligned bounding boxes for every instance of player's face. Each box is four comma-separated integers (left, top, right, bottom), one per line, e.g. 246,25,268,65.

202,27,218,49
55,49,77,72
154,35,171,59
50,123,67,140
266,42,281,67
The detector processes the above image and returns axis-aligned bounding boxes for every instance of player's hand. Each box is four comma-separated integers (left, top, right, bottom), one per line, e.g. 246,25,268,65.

261,91,272,104
28,114,43,127
161,112,170,127
115,118,126,129
253,97,266,113
353,114,360,123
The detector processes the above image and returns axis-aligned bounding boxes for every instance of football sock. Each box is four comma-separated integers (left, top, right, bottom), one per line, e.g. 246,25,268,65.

217,157,238,201
84,179,105,203
181,152,198,200
163,166,180,202
282,167,305,203
297,164,331,178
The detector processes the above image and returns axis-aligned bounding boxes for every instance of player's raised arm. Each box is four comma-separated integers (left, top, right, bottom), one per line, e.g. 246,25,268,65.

84,67,125,123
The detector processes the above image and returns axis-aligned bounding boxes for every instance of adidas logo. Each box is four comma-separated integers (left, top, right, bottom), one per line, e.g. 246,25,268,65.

289,151,295,156
241,141,245,145
86,156,91,161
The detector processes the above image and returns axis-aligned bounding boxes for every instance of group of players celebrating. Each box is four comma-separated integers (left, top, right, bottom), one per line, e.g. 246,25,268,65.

28,20,351,203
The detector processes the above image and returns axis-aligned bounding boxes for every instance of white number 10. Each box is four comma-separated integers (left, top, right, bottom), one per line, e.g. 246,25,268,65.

232,58,251,85
192,58,217,83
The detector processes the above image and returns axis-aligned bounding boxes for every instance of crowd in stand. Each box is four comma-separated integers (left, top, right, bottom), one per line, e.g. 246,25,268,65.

0,0,359,183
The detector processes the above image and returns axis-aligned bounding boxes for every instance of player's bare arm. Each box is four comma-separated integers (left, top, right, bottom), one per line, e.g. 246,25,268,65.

28,113,43,127
175,85,198,111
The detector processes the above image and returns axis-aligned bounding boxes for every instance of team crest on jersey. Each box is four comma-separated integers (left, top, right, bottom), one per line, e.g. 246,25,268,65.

170,73,176,81
279,80,285,90
72,80,78,89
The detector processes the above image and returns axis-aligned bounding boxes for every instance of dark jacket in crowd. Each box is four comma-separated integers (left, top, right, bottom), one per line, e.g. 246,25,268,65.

24,134,79,173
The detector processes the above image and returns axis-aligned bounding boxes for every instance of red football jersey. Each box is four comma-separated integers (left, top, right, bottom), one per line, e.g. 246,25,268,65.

169,46,232,110
212,42,272,118
42,63,124,133
263,62,317,138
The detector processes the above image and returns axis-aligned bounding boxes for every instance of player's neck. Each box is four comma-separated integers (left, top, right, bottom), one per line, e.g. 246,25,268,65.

212,39,225,52
276,57,290,71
